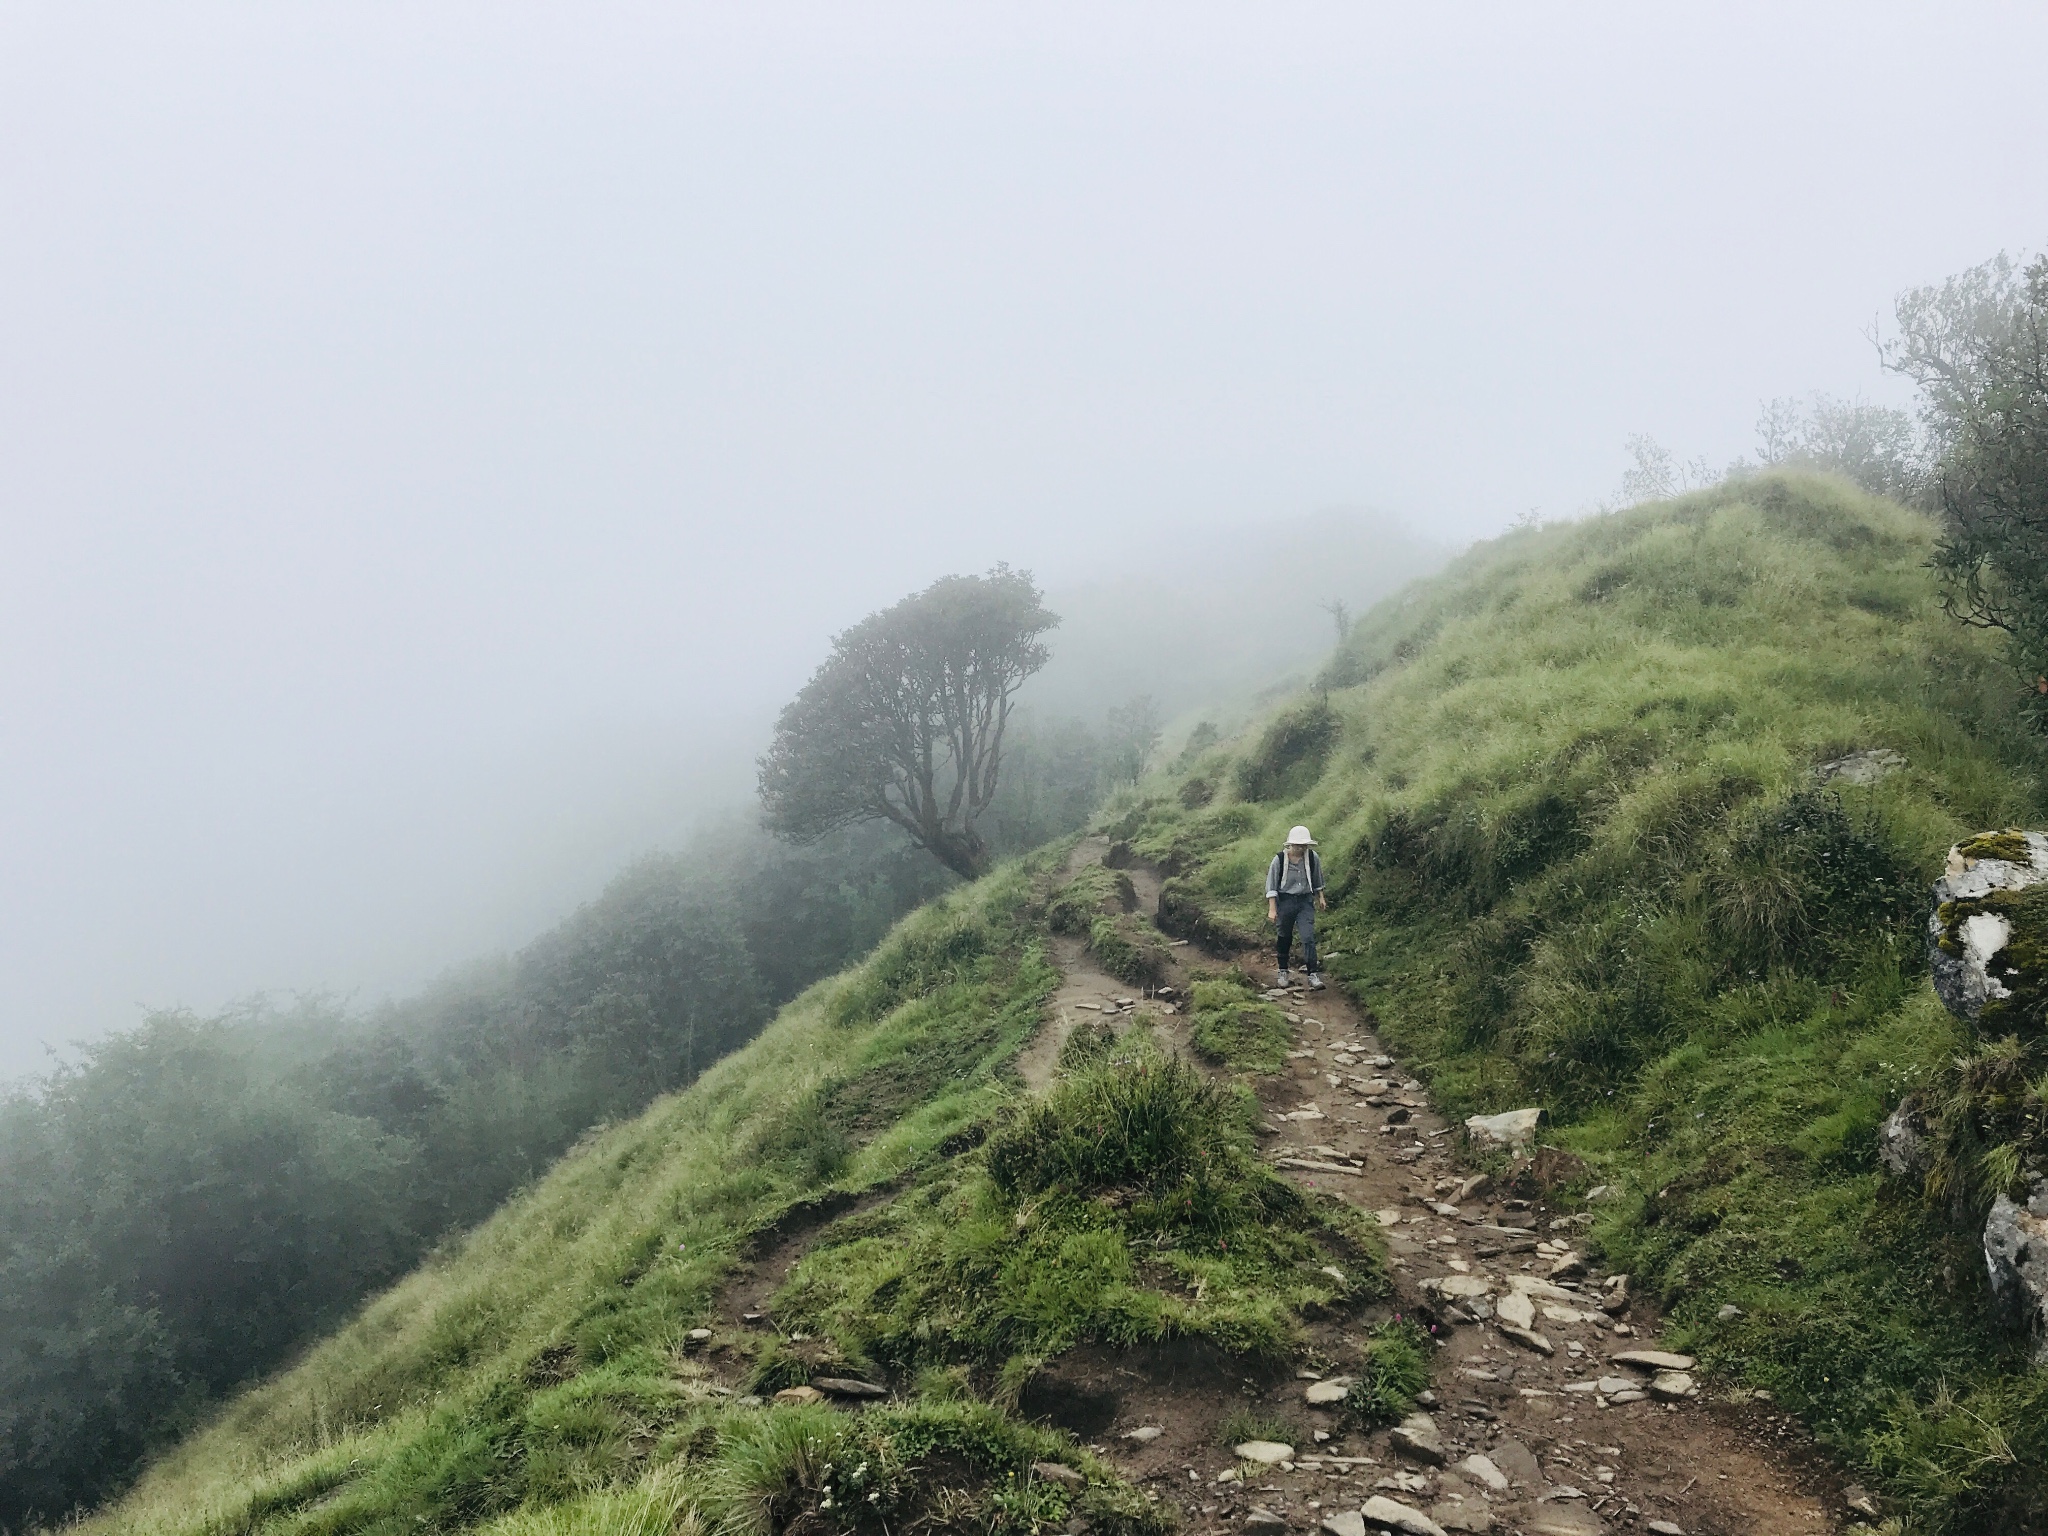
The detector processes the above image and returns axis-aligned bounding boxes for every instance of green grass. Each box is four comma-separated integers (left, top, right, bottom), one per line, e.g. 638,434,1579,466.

1341,1318,1433,1428
68,856,1181,1536
1107,473,2048,1531
764,1043,1387,1384
1187,977,1294,1073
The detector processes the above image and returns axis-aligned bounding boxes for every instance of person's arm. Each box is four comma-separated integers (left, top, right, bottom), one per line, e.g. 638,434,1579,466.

1265,856,1279,923
1313,851,1328,909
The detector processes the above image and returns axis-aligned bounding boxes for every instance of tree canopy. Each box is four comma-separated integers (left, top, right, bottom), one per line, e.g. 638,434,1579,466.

758,567,1057,879
1886,251,2048,704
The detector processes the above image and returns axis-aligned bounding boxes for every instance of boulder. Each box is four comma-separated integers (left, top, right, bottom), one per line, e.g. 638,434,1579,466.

1929,832,2048,1026
1465,1108,1543,1148
1984,1187,2048,1359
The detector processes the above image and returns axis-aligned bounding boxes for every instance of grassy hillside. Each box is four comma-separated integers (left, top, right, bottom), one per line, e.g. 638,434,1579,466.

76,848,1386,1536
1121,472,2048,1529
80,470,2048,1535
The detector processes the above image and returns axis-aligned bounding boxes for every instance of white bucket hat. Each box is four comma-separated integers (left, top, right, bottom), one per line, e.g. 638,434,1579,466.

1287,825,1317,846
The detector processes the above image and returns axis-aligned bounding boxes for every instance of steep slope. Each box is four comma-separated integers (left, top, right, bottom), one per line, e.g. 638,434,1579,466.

1125,472,2048,1529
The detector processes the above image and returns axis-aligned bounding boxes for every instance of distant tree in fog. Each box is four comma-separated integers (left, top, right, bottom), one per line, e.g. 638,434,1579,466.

1753,392,1927,503
759,566,1057,879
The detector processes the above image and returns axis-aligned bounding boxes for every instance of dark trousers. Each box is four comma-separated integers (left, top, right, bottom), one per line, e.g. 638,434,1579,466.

1276,892,1317,973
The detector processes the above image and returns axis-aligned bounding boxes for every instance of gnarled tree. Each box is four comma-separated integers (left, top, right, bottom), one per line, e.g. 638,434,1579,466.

758,567,1056,879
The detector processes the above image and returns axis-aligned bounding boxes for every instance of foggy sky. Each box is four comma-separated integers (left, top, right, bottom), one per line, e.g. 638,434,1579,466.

4,2,2044,1077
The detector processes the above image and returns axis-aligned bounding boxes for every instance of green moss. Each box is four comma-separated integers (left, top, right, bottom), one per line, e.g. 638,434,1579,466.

1087,913,1169,988
1960,829,2035,863
1187,978,1294,1073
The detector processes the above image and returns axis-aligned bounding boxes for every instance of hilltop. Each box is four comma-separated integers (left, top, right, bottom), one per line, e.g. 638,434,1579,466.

73,473,2048,1535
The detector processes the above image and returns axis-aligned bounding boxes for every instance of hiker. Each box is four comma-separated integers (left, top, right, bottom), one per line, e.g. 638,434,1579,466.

1265,825,1326,989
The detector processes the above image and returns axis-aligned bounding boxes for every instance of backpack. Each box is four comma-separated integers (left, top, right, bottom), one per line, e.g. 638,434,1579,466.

1270,848,1321,892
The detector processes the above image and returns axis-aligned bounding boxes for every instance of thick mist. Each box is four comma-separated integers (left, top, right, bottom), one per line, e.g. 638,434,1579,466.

5,3,2048,1075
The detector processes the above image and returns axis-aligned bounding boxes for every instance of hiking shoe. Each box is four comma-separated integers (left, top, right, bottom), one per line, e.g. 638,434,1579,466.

1276,969,1291,988
1307,973,1326,990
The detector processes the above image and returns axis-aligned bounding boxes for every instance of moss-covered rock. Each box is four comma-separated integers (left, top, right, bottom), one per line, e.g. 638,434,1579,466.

1930,832,2048,1031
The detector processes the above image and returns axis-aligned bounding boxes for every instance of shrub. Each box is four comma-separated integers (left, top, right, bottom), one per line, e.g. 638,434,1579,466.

1342,1318,1432,1426
1234,699,1340,802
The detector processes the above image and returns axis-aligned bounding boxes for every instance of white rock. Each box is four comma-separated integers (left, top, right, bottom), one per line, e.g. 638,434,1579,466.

1236,1440,1296,1465
1305,1377,1356,1405
1464,1108,1542,1147
1321,1514,1368,1536
1595,1376,1634,1396
1376,1207,1405,1226
1495,1291,1536,1330
1508,1276,1581,1303
1123,1426,1164,1442
1929,833,2048,1021
1649,1370,1695,1400
1646,1522,1686,1535
1451,1454,1509,1492
1359,1496,1450,1536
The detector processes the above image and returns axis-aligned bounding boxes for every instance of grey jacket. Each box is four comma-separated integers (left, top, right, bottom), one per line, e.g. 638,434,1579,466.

1265,849,1324,899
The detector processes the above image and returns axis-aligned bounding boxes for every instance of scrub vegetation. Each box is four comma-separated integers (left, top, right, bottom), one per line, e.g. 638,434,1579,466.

0,705,1156,1527
1105,471,2048,1529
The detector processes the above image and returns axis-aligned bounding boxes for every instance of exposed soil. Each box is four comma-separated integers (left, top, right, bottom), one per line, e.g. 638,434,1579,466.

696,837,1855,1536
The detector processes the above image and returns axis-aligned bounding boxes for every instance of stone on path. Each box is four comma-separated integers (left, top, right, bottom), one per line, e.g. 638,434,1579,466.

1434,1274,1492,1299
1305,1376,1356,1405
1500,1324,1555,1356
1610,1349,1695,1372
1524,1507,1606,1536
1032,1462,1085,1488
1376,1207,1404,1226
1595,1376,1634,1396
1429,1502,1493,1533
1649,1370,1696,1400
1246,1509,1289,1530
1122,1425,1163,1443
812,1376,887,1398
1495,1291,1536,1330
1360,1495,1450,1536
1488,1439,1542,1487
1464,1108,1542,1147
1646,1522,1686,1536
1321,1514,1367,1536
1450,1454,1508,1492
1235,1440,1295,1465
1389,1412,1447,1465
773,1385,824,1404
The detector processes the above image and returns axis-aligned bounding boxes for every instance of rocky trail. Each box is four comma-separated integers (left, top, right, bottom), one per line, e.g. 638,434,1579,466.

707,838,1864,1536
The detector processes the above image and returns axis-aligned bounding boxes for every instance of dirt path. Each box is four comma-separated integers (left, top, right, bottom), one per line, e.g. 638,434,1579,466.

1036,837,1849,1536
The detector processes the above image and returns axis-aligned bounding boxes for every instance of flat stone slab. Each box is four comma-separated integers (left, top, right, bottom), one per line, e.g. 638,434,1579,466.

1500,1324,1554,1356
812,1377,887,1398
1321,1515,1367,1536
1525,1507,1607,1536
1360,1496,1450,1536
1496,1291,1536,1329
1451,1454,1508,1492
1649,1370,1696,1400
1610,1350,1695,1372
1032,1461,1085,1488
773,1385,824,1404
1123,1425,1164,1442
1305,1376,1356,1405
